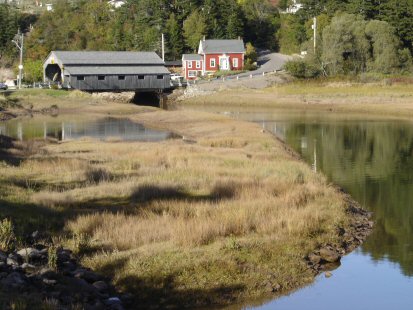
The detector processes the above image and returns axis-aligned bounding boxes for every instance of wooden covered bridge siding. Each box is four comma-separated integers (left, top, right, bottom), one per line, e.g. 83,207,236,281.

43,51,171,92
69,73,170,91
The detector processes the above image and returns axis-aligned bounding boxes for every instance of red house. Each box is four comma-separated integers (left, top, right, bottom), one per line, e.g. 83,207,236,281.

182,39,246,80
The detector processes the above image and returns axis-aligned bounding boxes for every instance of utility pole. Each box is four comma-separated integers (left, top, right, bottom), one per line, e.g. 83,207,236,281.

161,33,165,62
312,17,317,54
12,30,24,89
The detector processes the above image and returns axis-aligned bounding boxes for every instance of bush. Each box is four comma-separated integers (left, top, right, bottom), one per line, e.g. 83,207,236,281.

23,60,43,83
285,59,321,78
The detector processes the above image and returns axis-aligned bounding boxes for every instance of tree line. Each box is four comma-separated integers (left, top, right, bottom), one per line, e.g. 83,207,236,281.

2,0,413,80
282,0,413,77
21,0,279,62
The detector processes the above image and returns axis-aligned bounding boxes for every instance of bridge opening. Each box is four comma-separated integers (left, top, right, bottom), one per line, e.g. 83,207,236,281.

132,92,168,109
45,64,62,82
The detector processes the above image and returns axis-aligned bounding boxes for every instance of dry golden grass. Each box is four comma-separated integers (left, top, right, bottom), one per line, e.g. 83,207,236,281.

1,108,350,307
181,81,413,120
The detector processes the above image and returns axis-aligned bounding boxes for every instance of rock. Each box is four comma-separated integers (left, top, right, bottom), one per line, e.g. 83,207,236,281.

7,257,20,267
273,283,281,292
17,248,41,260
0,250,7,262
0,262,7,271
325,271,332,278
93,281,108,292
0,272,8,279
105,297,124,310
39,267,58,280
264,281,280,293
319,248,340,263
57,249,72,263
21,263,36,272
43,278,57,285
31,231,39,239
74,269,101,283
61,261,77,273
1,272,27,289
307,253,321,264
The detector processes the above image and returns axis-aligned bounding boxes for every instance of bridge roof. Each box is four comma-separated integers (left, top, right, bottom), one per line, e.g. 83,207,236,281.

49,51,165,66
65,65,170,75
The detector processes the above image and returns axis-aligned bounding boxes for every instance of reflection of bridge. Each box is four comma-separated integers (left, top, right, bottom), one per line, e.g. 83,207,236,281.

0,118,172,142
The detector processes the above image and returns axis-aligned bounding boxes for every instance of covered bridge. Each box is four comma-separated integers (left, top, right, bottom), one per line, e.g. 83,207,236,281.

43,51,171,92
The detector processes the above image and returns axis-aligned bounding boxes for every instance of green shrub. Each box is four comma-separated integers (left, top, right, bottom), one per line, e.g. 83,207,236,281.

285,59,321,78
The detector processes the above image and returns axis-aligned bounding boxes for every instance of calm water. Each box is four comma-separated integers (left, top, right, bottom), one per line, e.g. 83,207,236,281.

190,107,413,309
0,116,175,142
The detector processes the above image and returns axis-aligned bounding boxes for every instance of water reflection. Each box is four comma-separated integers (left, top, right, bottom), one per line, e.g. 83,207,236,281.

188,106,413,309
268,118,413,277
0,116,175,142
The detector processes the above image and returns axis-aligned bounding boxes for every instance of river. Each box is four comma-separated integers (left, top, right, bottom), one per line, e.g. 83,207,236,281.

187,106,413,309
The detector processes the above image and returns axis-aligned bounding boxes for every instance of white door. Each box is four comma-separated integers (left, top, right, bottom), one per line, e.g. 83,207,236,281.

219,56,229,70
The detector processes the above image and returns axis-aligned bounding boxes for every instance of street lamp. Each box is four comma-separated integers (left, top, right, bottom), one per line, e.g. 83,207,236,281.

12,30,24,90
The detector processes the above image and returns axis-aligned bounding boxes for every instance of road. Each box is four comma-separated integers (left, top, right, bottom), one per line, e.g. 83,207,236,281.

236,51,293,78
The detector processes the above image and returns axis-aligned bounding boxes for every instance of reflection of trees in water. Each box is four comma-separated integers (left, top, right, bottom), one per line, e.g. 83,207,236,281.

285,121,413,277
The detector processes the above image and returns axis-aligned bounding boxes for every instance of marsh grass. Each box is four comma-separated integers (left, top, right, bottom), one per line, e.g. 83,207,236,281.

0,109,351,307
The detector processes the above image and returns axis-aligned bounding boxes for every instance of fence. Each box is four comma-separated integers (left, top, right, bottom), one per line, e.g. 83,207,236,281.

185,69,281,87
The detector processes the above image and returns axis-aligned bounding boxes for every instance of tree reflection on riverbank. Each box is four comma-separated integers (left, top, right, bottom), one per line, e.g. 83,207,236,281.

283,120,413,277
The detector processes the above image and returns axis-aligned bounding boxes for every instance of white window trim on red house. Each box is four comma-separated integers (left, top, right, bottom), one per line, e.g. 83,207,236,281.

210,58,216,68
196,61,201,69
233,58,238,68
187,61,192,69
188,71,197,78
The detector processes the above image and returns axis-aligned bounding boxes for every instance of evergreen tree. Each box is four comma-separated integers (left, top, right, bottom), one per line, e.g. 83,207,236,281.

226,8,244,39
183,10,206,51
165,13,184,60
379,0,413,53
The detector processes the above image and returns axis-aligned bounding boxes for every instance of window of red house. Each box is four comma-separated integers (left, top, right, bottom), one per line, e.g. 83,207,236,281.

210,58,216,67
188,61,192,68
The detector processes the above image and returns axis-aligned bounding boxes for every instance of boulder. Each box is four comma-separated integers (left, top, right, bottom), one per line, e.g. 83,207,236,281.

0,251,7,262
39,267,58,280
74,269,101,283
319,248,340,263
17,248,41,260
307,253,321,264
21,263,36,272
93,281,109,292
1,272,27,289
105,297,124,310
7,257,20,267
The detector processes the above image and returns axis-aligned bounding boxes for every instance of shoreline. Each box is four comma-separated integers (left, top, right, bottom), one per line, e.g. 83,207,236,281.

0,89,372,308
177,80,413,120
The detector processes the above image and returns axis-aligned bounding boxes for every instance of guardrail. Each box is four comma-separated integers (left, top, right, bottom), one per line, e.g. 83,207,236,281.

185,70,281,86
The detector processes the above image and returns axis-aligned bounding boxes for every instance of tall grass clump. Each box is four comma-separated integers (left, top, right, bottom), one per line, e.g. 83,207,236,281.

0,218,16,252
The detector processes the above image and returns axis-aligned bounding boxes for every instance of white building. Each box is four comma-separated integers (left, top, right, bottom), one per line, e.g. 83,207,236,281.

108,0,125,8
285,0,303,14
